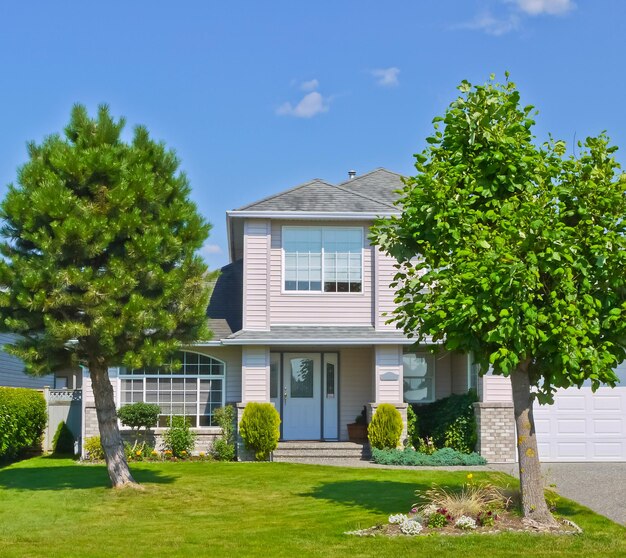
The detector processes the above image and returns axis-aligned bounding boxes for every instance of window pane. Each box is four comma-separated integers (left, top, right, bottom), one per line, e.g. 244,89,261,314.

403,354,434,403
290,358,314,398
270,355,280,399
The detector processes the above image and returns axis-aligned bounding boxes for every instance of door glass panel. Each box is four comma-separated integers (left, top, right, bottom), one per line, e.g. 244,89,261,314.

270,354,280,399
290,358,314,398
326,362,335,397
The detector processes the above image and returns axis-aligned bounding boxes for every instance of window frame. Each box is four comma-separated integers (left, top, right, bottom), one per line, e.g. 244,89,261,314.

117,350,226,429
402,351,436,404
281,225,364,294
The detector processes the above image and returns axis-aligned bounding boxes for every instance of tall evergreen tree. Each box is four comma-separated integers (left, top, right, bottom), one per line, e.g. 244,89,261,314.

372,76,626,525
0,105,213,487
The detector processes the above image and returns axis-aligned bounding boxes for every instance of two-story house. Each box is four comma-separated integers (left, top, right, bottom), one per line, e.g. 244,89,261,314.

79,168,476,456
78,168,626,462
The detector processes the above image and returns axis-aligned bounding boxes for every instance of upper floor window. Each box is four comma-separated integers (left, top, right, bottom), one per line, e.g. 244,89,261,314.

283,226,363,293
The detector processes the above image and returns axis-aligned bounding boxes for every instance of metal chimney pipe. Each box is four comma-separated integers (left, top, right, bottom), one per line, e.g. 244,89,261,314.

348,170,356,180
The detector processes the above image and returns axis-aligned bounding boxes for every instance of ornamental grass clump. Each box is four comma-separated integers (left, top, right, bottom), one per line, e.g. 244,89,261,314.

239,402,280,461
368,403,403,450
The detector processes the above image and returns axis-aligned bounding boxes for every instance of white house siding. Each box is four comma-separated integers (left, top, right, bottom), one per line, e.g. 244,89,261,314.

241,346,270,403
374,345,403,403
243,219,270,331
481,374,514,402
339,346,374,440
374,248,399,331
269,221,374,326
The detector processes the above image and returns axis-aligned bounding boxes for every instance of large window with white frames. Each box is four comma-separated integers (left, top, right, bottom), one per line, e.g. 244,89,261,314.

119,351,225,427
283,226,363,293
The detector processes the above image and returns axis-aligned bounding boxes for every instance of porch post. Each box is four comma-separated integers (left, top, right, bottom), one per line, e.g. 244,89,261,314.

237,346,271,460
368,345,408,446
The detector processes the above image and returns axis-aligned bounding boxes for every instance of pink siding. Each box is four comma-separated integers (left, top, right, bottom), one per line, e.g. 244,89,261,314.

375,248,400,331
339,347,374,440
269,221,374,325
242,346,270,403
374,345,403,403
243,219,270,331
482,374,513,402
451,352,469,394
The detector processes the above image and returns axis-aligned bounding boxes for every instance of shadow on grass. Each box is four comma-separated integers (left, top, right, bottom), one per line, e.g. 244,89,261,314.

0,458,177,490
304,479,428,514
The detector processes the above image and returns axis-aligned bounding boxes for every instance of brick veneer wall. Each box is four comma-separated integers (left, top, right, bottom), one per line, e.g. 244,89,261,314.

473,401,516,463
82,405,222,456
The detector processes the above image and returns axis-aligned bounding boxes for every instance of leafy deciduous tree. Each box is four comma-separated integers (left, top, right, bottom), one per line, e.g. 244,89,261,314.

0,105,214,487
372,75,626,525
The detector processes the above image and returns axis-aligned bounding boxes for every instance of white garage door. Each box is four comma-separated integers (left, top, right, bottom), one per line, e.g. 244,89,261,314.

534,364,626,462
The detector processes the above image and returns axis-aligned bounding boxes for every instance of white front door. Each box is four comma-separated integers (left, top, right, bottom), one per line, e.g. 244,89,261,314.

282,353,322,440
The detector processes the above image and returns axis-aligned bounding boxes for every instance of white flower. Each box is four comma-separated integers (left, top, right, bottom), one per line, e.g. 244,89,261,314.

400,519,423,535
421,504,439,517
388,513,408,525
455,515,477,530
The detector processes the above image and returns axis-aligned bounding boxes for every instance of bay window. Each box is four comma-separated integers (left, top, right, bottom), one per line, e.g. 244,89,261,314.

119,351,225,427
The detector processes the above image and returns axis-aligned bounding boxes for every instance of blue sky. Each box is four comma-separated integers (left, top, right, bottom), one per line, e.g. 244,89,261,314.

1,1,624,269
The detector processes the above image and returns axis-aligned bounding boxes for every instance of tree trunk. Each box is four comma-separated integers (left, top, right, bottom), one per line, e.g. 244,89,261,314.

510,359,557,526
89,360,137,488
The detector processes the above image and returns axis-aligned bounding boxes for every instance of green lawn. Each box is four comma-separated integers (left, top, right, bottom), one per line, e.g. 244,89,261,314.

0,457,624,558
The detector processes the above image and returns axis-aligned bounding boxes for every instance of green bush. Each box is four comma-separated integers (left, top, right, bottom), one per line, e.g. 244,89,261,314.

52,420,75,454
84,435,104,461
162,416,196,457
371,446,486,466
0,387,46,461
411,391,478,453
368,403,403,450
117,402,160,450
212,405,235,461
239,402,280,461
406,404,419,448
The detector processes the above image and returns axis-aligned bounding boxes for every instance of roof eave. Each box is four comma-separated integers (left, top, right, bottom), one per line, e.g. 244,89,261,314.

221,337,429,346
226,210,399,220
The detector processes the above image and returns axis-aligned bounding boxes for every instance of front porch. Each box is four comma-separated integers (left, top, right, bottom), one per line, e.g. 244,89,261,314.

234,342,474,451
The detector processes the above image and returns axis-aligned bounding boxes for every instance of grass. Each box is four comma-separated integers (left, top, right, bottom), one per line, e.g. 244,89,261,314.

0,456,624,558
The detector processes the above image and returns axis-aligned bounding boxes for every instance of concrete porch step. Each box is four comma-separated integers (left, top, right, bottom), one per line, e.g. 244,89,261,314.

273,441,371,462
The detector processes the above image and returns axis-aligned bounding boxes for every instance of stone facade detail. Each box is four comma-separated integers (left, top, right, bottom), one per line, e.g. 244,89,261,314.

82,405,222,457
473,401,516,463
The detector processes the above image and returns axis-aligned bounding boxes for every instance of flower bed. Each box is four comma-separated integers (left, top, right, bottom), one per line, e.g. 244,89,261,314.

346,475,581,537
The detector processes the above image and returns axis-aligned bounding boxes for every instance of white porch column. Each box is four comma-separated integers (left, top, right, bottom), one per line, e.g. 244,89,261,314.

368,345,408,445
241,346,270,403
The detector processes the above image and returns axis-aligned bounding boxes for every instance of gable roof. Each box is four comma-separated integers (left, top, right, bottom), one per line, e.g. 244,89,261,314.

233,176,397,214
338,168,405,205
206,259,243,340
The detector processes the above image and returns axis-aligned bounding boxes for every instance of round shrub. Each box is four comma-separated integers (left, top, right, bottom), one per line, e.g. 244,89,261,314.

368,403,403,450
84,436,104,461
239,402,280,461
0,387,46,461
162,416,196,457
52,420,75,454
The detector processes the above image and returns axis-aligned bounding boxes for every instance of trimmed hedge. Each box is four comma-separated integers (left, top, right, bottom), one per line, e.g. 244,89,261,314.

411,390,478,453
0,387,47,461
371,446,486,466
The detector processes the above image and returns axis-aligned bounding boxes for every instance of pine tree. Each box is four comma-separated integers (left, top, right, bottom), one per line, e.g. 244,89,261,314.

0,105,214,487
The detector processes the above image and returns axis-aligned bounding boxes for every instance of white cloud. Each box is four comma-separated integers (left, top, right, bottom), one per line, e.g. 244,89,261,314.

456,11,520,36
300,79,319,92
276,91,329,118
201,243,222,256
515,0,574,15
371,67,400,87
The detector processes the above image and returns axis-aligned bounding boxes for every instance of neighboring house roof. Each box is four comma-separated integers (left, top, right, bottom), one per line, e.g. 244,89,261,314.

206,259,243,340
218,326,426,346
232,177,398,214
339,168,405,205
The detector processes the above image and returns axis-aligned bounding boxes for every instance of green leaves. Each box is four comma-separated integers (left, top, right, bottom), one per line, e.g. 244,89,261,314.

0,105,214,374
372,75,626,401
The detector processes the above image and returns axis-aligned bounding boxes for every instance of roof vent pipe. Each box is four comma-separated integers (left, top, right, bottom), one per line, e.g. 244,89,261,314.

348,170,356,180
